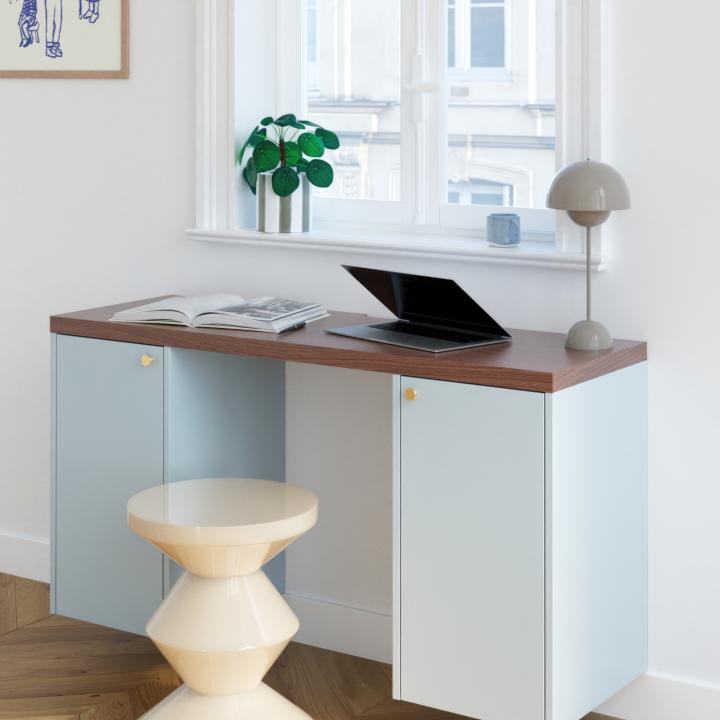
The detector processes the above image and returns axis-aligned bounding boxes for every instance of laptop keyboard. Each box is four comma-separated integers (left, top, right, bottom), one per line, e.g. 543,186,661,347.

373,321,495,344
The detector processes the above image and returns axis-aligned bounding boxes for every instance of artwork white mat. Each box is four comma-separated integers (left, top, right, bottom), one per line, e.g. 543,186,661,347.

0,0,127,77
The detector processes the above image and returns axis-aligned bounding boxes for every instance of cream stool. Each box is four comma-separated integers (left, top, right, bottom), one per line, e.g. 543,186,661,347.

127,477,318,719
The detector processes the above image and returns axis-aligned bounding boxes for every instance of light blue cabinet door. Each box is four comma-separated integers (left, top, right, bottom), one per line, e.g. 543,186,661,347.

398,377,545,720
55,335,163,635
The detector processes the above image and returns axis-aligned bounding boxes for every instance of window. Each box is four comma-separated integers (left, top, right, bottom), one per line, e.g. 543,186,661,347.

301,0,554,229
194,0,604,263
305,0,401,203
449,0,507,72
307,0,319,92
448,179,514,206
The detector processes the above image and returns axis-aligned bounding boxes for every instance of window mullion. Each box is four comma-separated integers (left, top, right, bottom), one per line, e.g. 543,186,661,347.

400,0,421,224
419,0,447,226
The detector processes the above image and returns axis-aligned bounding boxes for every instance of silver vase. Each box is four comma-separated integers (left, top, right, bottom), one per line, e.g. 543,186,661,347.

256,173,311,233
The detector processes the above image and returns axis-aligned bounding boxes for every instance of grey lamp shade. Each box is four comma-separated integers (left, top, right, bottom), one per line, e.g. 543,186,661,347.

546,159,631,211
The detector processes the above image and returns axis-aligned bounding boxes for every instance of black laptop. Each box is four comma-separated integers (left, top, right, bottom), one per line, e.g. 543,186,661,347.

326,266,511,353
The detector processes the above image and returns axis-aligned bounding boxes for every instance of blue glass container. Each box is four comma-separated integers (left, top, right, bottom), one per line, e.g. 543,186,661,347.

487,213,521,247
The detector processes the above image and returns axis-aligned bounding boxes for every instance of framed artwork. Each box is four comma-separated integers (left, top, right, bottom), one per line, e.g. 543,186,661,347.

0,0,128,78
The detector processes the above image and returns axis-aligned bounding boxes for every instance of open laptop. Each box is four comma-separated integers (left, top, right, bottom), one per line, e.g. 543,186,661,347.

326,266,512,353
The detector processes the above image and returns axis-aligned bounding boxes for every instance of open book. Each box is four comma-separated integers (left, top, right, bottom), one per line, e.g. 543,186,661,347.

111,295,328,333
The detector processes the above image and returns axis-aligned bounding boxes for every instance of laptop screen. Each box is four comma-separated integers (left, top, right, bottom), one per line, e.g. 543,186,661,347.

342,266,510,337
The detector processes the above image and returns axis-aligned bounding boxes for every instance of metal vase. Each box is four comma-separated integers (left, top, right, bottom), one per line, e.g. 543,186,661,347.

256,173,311,233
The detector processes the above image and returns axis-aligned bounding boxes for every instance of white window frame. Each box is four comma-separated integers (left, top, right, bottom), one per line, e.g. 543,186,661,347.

189,0,609,271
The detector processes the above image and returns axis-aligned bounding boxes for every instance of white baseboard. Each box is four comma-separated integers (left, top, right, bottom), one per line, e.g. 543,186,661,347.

284,593,392,664
0,531,50,583
596,673,720,720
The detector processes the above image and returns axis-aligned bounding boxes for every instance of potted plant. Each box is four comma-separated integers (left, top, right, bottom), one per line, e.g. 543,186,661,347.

237,113,340,233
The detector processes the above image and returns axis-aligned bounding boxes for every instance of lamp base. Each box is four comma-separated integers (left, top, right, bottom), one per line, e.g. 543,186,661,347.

565,320,613,351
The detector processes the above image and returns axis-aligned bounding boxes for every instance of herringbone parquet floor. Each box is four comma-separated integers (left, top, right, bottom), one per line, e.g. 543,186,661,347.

0,573,615,720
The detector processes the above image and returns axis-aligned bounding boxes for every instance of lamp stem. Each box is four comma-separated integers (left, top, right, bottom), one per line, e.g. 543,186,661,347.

586,225,592,321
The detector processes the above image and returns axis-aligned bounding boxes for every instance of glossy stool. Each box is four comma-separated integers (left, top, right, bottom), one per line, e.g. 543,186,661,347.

127,477,318,719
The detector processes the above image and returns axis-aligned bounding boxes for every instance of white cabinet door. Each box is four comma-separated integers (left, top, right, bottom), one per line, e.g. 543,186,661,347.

398,377,545,720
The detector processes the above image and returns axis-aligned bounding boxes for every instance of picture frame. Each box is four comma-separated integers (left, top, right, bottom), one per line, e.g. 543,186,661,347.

0,0,129,79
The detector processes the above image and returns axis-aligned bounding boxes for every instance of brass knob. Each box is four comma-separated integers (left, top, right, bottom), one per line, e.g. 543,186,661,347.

140,354,155,368
404,388,418,402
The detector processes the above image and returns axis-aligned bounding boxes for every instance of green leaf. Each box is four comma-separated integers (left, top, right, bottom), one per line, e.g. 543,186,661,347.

243,157,257,195
260,116,274,126
306,159,334,188
316,128,340,150
291,122,306,130
248,128,267,147
236,125,259,165
296,158,309,173
253,139,281,172
298,132,325,157
283,141,302,166
272,165,300,197
298,119,320,127
275,113,297,127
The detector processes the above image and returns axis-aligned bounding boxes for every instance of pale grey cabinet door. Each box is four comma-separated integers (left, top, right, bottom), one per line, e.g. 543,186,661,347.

398,377,545,720
55,335,164,635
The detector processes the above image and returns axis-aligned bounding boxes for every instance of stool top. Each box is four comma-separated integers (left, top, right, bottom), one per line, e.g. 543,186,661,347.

127,478,318,547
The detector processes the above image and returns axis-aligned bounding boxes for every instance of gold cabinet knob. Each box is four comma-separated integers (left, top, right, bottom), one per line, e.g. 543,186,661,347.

140,354,155,368
404,388,418,402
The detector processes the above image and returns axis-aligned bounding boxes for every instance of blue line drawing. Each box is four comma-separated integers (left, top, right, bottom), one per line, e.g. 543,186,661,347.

79,0,99,24
12,0,102,60
18,0,40,48
44,0,63,58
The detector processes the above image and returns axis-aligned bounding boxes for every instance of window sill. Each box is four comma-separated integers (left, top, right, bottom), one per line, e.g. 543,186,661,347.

188,227,609,272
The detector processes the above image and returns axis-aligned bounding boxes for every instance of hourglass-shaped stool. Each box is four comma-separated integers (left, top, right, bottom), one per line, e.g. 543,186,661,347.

127,477,318,720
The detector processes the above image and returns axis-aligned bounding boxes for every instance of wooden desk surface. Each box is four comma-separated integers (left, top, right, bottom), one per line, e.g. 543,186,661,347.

50,298,646,393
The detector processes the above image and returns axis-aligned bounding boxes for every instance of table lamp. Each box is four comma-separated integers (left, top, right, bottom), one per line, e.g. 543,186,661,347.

546,159,631,350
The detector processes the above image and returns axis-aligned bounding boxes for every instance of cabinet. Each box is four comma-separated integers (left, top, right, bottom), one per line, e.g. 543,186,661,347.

398,377,545,720
52,338,287,633
394,365,648,720
54,335,164,634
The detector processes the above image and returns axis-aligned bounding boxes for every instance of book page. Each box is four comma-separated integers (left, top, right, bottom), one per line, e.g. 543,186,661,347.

117,294,247,321
202,297,321,322
170,294,247,320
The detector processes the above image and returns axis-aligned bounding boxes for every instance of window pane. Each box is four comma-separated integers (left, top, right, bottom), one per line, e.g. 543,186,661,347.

472,191,504,205
305,0,401,201
471,4,505,68
307,0,317,64
448,0,456,67
447,0,556,210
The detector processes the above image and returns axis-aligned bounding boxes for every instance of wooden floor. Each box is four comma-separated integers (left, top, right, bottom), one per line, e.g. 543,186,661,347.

0,573,615,720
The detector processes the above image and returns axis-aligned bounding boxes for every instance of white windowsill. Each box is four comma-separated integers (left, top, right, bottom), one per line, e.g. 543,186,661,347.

188,227,609,272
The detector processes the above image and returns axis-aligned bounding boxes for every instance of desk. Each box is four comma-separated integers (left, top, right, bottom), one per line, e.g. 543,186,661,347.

50,299,648,720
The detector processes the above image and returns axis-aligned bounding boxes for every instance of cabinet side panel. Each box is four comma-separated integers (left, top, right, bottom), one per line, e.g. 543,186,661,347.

400,377,545,720
50,333,57,614
165,349,286,591
548,362,648,720
55,336,164,634
392,374,401,698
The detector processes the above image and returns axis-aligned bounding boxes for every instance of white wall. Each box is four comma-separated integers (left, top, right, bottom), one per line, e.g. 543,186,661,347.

285,363,393,663
1,0,719,717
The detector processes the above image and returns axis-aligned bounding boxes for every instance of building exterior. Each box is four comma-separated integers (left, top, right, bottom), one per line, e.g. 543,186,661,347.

306,0,556,210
